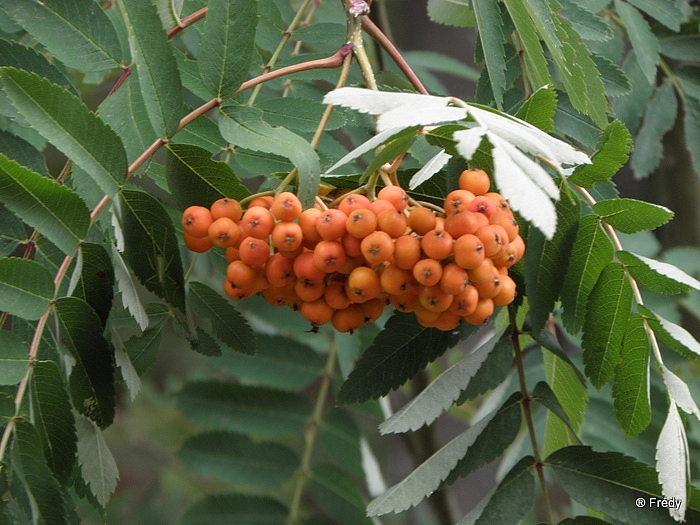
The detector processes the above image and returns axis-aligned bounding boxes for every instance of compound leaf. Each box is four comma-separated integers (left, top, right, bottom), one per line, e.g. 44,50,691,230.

0,330,29,385
74,413,119,508
569,120,632,187
655,402,688,521
617,251,700,294
474,455,536,525
0,257,54,321
593,198,674,234
71,243,115,327
615,0,659,85
639,305,700,359
515,85,557,132
427,0,476,27
472,0,506,108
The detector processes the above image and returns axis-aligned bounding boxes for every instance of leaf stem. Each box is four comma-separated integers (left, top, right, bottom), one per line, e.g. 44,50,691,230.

287,336,338,525
166,7,207,39
508,305,554,525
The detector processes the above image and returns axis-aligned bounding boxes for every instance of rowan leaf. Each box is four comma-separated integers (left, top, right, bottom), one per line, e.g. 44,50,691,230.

639,305,700,359
336,311,470,405
123,303,171,375
582,262,633,388
615,0,659,85
0,67,127,196
309,464,373,525
593,54,633,97
473,455,535,525
119,0,183,138
198,0,258,99
626,0,684,31
0,330,29,385
631,80,677,178
0,0,123,71
655,402,688,521
612,313,651,437
617,251,700,294
74,413,119,507
120,189,185,311
569,120,633,187
181,494,288,525
408,149,450,189
0,257,54,321
472,0,506,108
560,0,614,42
187,281,255,355
501,0,550,90
71,243,114,327
515,85,557,132
258,97,346,132
427,0,476,27
53,296,115,428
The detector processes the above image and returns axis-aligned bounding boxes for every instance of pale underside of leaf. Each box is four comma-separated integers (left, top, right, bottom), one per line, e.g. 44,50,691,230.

110,243,149,331
629,251,700,290
409,149,450,189
323,87,451,115
661,364,700,420
376,106,467,133
655,402,688,521
325,127,411,175
75,412,119,507
453,127,486,162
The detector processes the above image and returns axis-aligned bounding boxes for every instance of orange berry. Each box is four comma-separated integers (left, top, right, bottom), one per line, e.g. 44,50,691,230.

432,311,462,331
408,206,437,235
412,258,443,287
418,285,453,312
360,230,394,267
293,251,326,285
377,208,408,238
226,260,257,289
445,211,485,238
183,231,214,253
225,246,240,262
473,273,502,299
377,185,409,211
223,279,255,301
484,192,510,212
313,240,347,273
301,298,334,326
316,209,348,240
380,264,414,295
324,280,351,310
238,236,270,267
265,252,296,287
271,192,302,221
493,274,517,306
389,284,419,312
294,279,326,302
332,304,365,333
262,286,288,307
346,266,381,303
467,195,497,218
393,235,422,270
208,217,241,249
210,198,243,222
458,168,491,195
444,189,476,215
338,194,371,215
421,227,454,261
271,221,303,252
413,302,441,323
182,206,213,238
449,285,479,316
346,208,377,239
475,224,509,258
249,195,274,209
489,210,519,241
241,206,275,239
439,262,469,295
299,207,323,248
369,198,396,216
341,232,363,258
464,298,494,325
360,298,385,324
468,258,496,283
453,234,485,270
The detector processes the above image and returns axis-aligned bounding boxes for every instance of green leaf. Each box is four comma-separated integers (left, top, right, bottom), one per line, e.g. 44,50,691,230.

181,494,288,525
0,67,127,196
684,99,700,175
187,282,256,355
190,326,223,357
179,431,298,489
625,0,684,31
547,446,698,525
639,305,700,359
457,332,515,403
0,203,28,257
474,455,535,525
380,327,507,434
71,243,114,327
53,296,115,428
258,97,345,132
582,262,633,388
427,0,476,27
615,0,659,85
617,251,700,294
0,330,29,385
118,0,183,138
0,154,90,255
593,199,674,234
310,464,372,525
501,0,550,90
171,109,227,154
219,104,320,209
612,313,651,437
0,0,123,71
631,80,677,178
656,403,688,521
0,130,46,176
593,54,633,97
10,419,66,525
0,257,54,321
560,0,614,42
30,360,76,485
198,0,258,99
660,33,700,62
165,143,250,210
120,189,185,311
218,334,323,391
178,382,311,437
472,0,506,108
336,311,466,404
561,215,615,334
369,394,521,516
515,85,557,132
532,381,579,436
524,186,580,332
569,120,632,187
123,303,171,375
98,71,157,164
319,411,363,477
74,413,118,508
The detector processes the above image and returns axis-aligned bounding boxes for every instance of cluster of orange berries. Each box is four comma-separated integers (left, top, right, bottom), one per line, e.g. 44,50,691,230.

180,169,524,332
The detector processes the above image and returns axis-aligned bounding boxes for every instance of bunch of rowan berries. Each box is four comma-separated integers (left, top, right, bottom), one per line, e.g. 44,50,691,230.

180,168,524,333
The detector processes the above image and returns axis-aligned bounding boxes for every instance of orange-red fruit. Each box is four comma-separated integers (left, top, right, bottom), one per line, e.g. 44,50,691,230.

377,185,409,211
449,285,479,316
484,192,510,212
493,274,517,306
453,234,485,270
210,198,243,222
408,206,437,235
464,298,495,325
473,274,502,300
182,205,213,238
324,281,351,310
294,279,325,302
361,298,385,324
183,232,214,253
360,230,394,267
223,280,255,301
412,258,443,287
489,210,519,241
418,286,453,312
421,228,454,261
458,168,491,195
265,253,296,287
467,195,497,217
444,189,475,215
377,209,408,238
301,299,334,326
271,192,302,221
226,260,257,289
332,304,365,333
313,240,347,273
271,221,303,252
476,224,509,258
346,266,381,303
249,195,274,209
445,211,484,238
316,209,348,240
346,208,377,239
299,208,323,247
380,264,414,295
241,206,275,239
439,262,469,295
208,217,241,249
293,251,326,285
393,235,422,270
338,194,371,215
238,237,270,267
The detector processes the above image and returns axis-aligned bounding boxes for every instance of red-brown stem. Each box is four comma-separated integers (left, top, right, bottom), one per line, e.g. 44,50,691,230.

106,66,131,98
361,16,428,95
167,7,207,39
